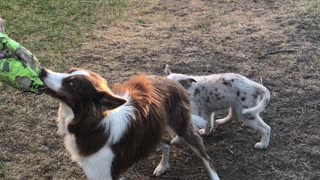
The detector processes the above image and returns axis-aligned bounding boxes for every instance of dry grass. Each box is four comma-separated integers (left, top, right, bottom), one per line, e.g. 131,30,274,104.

1,0,320,179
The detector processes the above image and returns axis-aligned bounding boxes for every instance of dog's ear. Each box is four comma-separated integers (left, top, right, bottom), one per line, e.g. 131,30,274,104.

99,91,127,110
67,68,82,74
0,17,5,33
178,78,196,89
164,64,172,76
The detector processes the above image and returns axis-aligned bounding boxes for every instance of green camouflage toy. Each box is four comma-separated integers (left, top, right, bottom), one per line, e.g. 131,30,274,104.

0,32,46,94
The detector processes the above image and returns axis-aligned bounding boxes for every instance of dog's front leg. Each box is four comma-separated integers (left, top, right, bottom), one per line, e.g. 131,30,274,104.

153,141,171,176
199,112,215,136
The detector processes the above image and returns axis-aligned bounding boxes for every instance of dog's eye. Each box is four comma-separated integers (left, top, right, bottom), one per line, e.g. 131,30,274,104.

69,81,74,87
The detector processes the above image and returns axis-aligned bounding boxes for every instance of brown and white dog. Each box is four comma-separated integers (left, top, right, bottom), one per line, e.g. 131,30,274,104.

40,68,219,180
165,65,271,149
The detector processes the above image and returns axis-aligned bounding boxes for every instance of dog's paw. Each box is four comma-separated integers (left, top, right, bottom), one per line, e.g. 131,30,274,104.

198,128,209,136
254,142,268,149
153,163,170,177
170,136,180,144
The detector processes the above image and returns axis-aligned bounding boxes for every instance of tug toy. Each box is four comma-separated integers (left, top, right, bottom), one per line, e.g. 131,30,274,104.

0,32,46,94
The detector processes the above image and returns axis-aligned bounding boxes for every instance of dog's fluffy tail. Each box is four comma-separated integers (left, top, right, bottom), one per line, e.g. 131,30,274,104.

191,114,207,130
242,86,270,115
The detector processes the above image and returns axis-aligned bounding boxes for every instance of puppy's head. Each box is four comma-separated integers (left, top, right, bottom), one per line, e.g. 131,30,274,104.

164,64,196,89
40,68,126,110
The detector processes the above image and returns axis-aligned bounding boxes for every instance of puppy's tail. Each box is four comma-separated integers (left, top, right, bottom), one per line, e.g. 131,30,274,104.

191,114,207,130
242,86,270,115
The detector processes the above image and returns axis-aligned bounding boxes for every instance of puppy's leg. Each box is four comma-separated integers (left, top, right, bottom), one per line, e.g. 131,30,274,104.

153,140,171,176
181,128,219,180
240,114,271,149
166,126,181,144
216,107,236,125
199,112,214,136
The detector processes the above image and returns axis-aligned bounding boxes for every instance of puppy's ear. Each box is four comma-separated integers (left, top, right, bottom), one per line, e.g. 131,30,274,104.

164,64,172,76
100,91,127,110
178,78,196,89
0,17,5,33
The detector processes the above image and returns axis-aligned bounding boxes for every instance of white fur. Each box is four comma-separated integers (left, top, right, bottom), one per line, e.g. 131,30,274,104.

43,69,89,92
101,93,136,145
57,102,74,136
64,132,114,179
167,71,271,149
201,157,220,180
81,147,114,180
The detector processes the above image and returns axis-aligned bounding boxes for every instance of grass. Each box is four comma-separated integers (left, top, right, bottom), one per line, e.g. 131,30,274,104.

0,0,127,69
1,0,319,179
0,1,127,178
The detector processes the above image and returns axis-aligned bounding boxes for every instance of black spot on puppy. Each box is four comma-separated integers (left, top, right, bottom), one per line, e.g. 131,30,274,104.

194,88,200,96
215,94,221,100
223,81,232,87
237,91,240,97
241,97,246,101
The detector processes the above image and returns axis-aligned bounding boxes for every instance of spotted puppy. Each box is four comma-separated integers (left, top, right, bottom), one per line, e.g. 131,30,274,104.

165,65,271,149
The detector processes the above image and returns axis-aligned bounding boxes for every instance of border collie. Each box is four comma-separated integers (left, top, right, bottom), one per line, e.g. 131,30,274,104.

165,65,271,149
40,68,219,180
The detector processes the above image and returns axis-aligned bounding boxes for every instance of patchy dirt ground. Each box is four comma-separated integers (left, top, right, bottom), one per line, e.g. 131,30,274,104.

1,0,320,179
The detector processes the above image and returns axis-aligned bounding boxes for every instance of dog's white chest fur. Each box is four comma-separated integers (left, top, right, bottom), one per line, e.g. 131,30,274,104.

57,98,135,179
57,103,115,179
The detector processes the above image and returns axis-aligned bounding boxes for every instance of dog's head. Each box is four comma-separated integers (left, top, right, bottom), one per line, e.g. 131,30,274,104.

164,64,196,89
40,68,126,110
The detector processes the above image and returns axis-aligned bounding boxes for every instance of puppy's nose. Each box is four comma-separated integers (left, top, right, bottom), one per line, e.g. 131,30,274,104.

39,68,48,80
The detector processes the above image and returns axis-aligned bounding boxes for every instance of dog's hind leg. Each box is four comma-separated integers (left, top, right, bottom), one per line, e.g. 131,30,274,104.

216,107,236,125
199,112,215,136
180,128,219,180
153,140,171,176
240,113,271,149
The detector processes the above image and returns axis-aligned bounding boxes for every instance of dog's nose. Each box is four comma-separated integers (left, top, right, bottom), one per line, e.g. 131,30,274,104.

39,68,48,80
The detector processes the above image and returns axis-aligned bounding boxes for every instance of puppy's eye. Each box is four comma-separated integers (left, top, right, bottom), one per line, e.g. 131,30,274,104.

69,81,74,87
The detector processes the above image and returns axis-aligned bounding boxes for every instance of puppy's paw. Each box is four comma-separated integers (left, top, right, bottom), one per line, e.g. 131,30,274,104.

153,163,170,177
198,128,210,136
254,142,268,149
